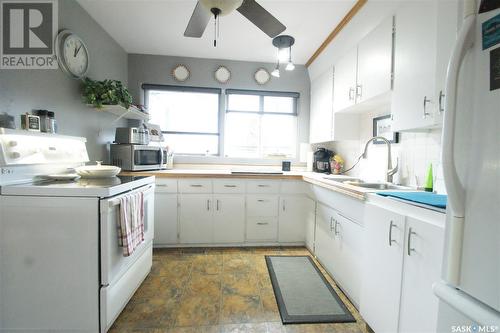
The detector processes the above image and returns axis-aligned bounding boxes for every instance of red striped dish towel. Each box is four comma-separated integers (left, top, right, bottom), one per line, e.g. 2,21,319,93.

117,191,145,257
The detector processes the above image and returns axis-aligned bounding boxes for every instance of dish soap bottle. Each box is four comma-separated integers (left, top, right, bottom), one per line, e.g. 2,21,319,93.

424,163,433,192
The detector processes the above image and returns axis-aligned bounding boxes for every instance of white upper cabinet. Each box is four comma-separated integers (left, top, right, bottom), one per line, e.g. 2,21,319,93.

434,0,459,126
356,16,394,104
333,47,358,112
391,0,459,132
392,1,437,131
309,66,334,143
333,16,394,113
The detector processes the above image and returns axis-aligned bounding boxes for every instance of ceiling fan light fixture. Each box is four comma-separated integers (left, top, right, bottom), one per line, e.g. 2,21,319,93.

271,68,280,78
200,0,243,16
285,62,295,71
272,35,295,74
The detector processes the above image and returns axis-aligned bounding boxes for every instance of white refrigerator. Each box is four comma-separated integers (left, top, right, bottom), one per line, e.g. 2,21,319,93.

434,0,500,330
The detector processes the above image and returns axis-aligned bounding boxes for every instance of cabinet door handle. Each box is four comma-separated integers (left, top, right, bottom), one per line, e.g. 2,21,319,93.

257,222,269,225
389,221,397,246
407,227,416,256
224,185,237,188
329,217,333,231
207,199,210,211
423,96,431,118
438,90,445,113
282,200,286,212
334,219,340,235
216,199,220,211
190,184,203,187
348,87,355,101
356,84,363,99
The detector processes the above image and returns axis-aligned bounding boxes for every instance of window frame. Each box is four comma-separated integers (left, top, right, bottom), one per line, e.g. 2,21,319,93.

142,84,301,163
225,89,299,159
142,84,222,156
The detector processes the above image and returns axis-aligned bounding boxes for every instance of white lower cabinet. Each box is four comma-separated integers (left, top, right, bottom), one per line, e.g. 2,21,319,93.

315,202,363,307
278,195,314,243
360,203,444,333
213,195,245,243
179,194,213,244
360,204,406,333
179,194,245,244
398,217,444,333
153,192,178,245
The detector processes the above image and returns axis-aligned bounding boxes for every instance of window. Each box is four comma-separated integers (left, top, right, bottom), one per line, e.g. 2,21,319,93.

144,85,221,155
225,90,299,158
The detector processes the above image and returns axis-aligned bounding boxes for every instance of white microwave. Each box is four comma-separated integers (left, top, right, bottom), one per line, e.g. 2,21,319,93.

110,144,168,171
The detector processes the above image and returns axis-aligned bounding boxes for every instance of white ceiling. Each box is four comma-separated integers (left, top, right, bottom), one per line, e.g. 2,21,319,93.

77,0,356,65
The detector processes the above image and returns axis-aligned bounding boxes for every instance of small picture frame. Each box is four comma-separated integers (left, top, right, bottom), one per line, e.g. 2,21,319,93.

373,115,399,144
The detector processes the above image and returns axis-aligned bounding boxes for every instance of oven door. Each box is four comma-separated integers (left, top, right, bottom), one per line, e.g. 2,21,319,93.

99,183,154,286
99,183,155,332
132,146,162,171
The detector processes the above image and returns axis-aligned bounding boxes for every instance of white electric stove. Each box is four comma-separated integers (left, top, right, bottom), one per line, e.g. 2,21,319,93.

0,129,155,332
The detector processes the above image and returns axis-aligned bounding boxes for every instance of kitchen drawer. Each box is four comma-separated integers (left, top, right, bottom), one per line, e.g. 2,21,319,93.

178,179,212,193
213,179,246,194
155,179,178,193
246,180,281,193
280,180,308,194
246,217,278,241
247,195,279,217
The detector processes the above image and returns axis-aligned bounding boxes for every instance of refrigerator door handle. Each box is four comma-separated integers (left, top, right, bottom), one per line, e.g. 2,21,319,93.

440,10,476,286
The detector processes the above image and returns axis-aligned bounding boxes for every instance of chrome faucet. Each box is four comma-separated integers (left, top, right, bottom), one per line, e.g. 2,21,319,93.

362,136,399,183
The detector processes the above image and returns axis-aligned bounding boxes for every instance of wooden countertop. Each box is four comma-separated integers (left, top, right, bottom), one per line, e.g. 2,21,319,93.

120,169,369,200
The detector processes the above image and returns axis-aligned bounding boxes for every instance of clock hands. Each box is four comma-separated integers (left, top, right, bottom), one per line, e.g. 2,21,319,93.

74,43,83,57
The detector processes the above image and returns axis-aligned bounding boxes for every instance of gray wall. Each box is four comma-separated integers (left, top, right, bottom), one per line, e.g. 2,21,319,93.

0,0,128,162
128,54,311,164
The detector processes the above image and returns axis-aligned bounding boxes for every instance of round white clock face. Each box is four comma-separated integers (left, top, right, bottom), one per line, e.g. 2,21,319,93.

56,30,89,79
215,66,231,83
172,65,190,82
254,68,271,85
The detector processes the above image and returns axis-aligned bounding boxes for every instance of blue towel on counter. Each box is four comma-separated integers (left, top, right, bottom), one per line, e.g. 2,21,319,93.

376,191,447,209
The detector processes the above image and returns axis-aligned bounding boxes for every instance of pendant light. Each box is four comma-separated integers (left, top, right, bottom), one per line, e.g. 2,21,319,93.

272,35,295,76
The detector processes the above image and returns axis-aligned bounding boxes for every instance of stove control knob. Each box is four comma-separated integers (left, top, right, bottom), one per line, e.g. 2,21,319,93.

10,152,21,159
9,141,18,147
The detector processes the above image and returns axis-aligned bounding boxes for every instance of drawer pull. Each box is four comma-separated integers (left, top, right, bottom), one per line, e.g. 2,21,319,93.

257,222,269,225
257,184,270,187
224,185,237,188
190,184,204,187
156,184,168,187
257,199,268,202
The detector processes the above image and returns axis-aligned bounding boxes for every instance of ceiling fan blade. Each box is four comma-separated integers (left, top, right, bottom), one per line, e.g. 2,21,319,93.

184,1,211,38
237,0,286,38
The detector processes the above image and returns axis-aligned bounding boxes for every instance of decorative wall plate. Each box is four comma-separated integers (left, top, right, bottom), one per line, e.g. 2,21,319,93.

254,68,271,85
172,64,190,82
214,66,231,84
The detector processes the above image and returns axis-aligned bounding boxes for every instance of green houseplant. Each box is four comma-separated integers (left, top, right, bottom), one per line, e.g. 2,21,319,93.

82,77,133,109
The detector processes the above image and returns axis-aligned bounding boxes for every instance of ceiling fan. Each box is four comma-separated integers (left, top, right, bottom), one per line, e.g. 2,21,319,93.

184,0,286,46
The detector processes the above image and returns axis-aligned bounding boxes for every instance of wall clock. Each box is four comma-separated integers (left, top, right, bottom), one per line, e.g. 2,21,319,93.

254,68,271,85
55,30,90,79
172,64,190,82
214,66,231,84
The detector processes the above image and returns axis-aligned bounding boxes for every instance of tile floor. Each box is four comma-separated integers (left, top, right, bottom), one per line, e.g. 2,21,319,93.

110,247,368,333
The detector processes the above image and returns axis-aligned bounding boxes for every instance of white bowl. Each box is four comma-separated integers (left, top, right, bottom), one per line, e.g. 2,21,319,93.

75,161,121,178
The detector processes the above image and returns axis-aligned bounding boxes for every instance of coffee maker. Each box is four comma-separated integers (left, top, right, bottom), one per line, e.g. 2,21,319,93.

313,148,334,173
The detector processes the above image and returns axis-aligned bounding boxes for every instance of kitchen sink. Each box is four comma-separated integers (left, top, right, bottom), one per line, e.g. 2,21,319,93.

343,181,412,191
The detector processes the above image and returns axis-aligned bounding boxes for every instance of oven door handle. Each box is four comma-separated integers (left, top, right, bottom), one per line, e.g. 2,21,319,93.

107,184,155,207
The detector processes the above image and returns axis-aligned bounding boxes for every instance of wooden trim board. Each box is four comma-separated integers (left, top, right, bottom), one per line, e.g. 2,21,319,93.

305,0,368,67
